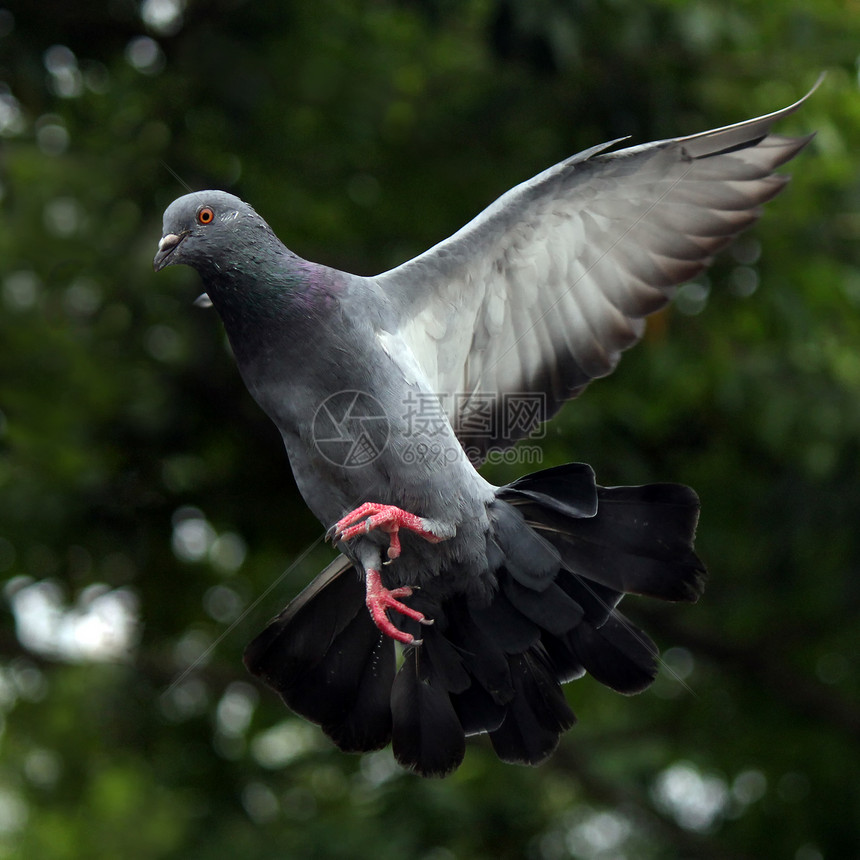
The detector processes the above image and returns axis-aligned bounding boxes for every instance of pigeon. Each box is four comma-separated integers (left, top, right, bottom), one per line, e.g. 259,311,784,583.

154,83,816,777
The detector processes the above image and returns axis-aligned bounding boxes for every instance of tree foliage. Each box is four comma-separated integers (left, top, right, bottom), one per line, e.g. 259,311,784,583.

1,1,858,857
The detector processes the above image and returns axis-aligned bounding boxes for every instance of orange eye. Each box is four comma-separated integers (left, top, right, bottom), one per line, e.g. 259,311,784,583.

197,206,215,225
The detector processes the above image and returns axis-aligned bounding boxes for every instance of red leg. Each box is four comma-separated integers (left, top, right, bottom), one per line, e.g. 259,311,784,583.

365,569,432,645
331,503,446,560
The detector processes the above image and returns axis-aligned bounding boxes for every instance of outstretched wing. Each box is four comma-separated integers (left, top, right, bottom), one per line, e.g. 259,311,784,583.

375,81,818,463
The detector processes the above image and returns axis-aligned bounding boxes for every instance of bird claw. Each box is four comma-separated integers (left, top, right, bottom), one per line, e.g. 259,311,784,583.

329,506,445,643
329,502,446,560
365,569,431,645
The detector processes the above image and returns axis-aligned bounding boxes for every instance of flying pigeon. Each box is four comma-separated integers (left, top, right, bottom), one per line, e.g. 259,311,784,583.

154,84,816,777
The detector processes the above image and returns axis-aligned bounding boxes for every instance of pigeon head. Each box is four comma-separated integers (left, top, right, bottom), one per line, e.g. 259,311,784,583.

153,189,271,275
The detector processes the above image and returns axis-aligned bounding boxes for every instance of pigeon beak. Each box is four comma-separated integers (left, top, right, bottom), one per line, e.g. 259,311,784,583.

194,292,213,308
153,232,186,271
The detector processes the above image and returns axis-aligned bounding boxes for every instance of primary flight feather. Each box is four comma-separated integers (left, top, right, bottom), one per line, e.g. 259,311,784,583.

155,83,816,776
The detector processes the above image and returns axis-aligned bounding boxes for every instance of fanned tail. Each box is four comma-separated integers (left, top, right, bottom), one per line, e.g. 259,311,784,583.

243,556,395,754
244,463,706,777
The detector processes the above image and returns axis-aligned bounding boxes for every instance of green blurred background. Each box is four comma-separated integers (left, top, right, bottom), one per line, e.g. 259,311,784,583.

0,1,858,857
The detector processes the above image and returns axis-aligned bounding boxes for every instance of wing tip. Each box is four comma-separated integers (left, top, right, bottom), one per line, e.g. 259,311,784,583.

679,74,823,152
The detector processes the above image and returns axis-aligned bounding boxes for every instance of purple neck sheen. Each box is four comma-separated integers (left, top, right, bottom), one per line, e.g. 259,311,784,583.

205,238,342,339
290,254,342,312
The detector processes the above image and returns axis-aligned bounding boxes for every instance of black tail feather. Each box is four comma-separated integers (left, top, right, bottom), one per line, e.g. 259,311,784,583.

504,462,599,518
504,479,705,603
560,483,705,601
244,557,395,753
487,502,560,589
391,649,466,777
566,613,659,695
438,597,514,705
554,565,623,626
471,591,540,653
285,611,396,752
502,576,584,635
243,555,364,675
451,681,508,737
488,647,577,765
244,462,706,776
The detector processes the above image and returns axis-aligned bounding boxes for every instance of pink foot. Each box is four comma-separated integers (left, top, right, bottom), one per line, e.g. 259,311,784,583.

330,502,446,560
365,569,432,645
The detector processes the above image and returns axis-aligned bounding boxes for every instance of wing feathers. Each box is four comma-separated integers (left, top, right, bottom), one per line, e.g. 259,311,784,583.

377,81,818,463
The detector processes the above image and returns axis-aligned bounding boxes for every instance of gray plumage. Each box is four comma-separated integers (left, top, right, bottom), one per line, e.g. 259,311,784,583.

154,82,816,776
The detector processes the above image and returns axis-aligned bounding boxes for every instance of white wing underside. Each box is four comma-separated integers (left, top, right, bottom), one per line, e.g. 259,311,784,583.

374,81,819,463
